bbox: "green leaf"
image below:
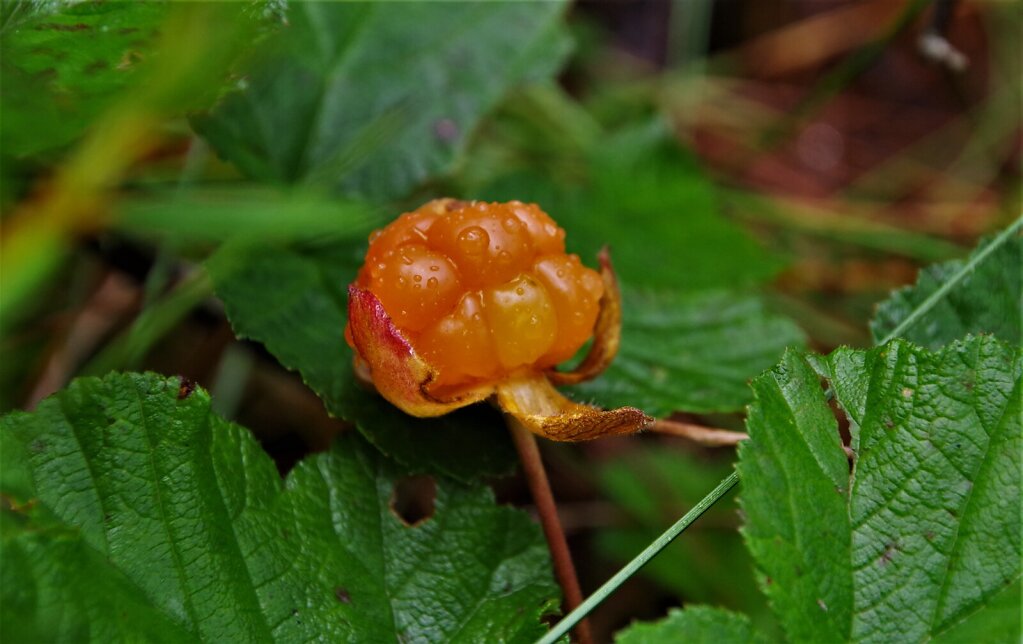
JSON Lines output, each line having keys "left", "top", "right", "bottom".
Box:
{"left": 206, "top": 240, "right": 518, "bottom": 482}
{"left": 871, "top": 227, "right": 1022, "bottom": 349}
{"left": 116, "top": 187, "right": 382, "bottom": 243}
{"left": 614, "top": 606, "right": 762, "bottom": 644}
{"left": 574, "top": 289, "right": 805, "bottom": 416}
{"left": 0, "top": 372, "right": 559, "bottom": 642}
{"left": 477, "top": 120, "right": 786, "bottom": 292}
{"left": 737, "top": 350, "right": 852, "bottom": 642}
{"left": 1, "top": 1, "right": 168, "bottom": 158}
{"left": 738, "top": 335, "right": 1021, "bottom": 642}
{"left": 193, "top": 2, "right": 571, "bottom": 199}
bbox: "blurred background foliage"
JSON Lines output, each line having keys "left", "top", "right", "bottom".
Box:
{"left": 1, "top": 0, "right": 1019, "bottom": 639}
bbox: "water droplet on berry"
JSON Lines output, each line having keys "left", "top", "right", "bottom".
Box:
{"left": 414, "top": 274, "right": 422, "bottom": 282}
{"left": 556, "top": 269, "right": 565, "bottom": 278}
{"left": 502, "top": 216, "right": 522, "bottom": 232}
{"left": 498, "top": 250, "right": 512, "bottom": 263}
{"left": 515, "top": 286, "right": 525, "bottom": 296}
{"left": 427, "top": 277, "right": 439, "bottom": 288}
{"left": 457, "top": 226, "right": 489, "bottom": 255}
{"left": 429, "top": 265, "right": 440, "bottom": 271}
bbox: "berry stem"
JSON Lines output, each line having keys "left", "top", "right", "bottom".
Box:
{"left": 505, "top": 415, "right": 593, "bottom": 644}
{"left": 647, "top": 419, "right": 749, "bottom": 446}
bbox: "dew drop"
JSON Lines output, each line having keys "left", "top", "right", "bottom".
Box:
{"left": 544, "top": 223, "right": 558, "bottom": 237}
{"left": 429, "top": 265, "right": 440, "bottom": 272}
{"left": 556, "top": 269, "right": 566, "bottom": 278}
{"left": 502, "top": 216, "right": 522, "bottom": 232}
{"left": 413, "top": 284, "right": 422, "bottom": 291}
{"left": 398, "top": 276, "right": 407, "bottom": 286}
{"left": 515, "top": 286, "right": 525, "bottom": 296}
{"left": 498, "top": 250, "right": 512, "bottom": 263}
{"left": 413, "top": 274, "right": 422, "bottom": 283}
{"left": 457, "top": 226, "right": 489, "bottom": 255}
{"left": 427, "top": 277, "right": 439, "bottom": 288}
{"left": 400, "top": 253, "right": 413, "bottom": 266}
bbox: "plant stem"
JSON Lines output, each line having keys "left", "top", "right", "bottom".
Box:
{"left": 648, "top": 419, "right": 748, "bottom": 446}
{"left": 505, "top": 415, "right": 592, "bottom": 644}
{"left": 536, "top": 471, "right": 740, "bottom": 644}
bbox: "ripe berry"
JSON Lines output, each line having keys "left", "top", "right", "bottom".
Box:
{"left": 347, "top": 199, "right": 603, "bottom": 389}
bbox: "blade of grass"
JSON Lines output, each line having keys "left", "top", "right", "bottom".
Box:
{"left": 877, "top": 216, "right": 1023, "bottom": 345}
{"left": 536, "top": 471, "right": 740, "bottom": 644}
{"left": 80, "top": 269, "right": 212, "bottom": 376}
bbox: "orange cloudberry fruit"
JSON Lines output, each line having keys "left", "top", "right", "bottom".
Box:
{"left": 345, "top": 198, "right": 650, "bottom": 442}
{"left": 348, "top": 199, "right": 601, "bottom": 389}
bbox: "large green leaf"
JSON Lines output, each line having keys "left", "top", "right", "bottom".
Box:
{"left": 0, "top": 372, "right": 559, "bottom": 642}
{"left": 477, "top": 120, "right": 786, "bottom": 292}
{"left": 206, "top": 239, "right": 518, "bottom": 482}
{"left": 193, "top": 2, "right": 571, "bottom": 200}
{"left": 871, "top": 230, "right": 1021, "bottom": 348}
{"left": 574, "top": 289, "right": 804, "bottom": 416}
{"left": 738, "top": 335, "right": 1021, "bottom": 642}
{"left": 614, "top": 606, "right": 762, "bottom": 644}
{"left": 0, "top": 1, "right": 168, "bottom": 158}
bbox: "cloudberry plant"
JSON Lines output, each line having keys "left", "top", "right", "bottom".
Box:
{"left": 346, "top": 198, "right": 649, "bottom": 442}
{"left": 346, "top": 199, "right": 653, "bottom": 642}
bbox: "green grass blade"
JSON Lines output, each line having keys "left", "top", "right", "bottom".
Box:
{"left": 536, "top": 471, "right": 740, "bottom": 644}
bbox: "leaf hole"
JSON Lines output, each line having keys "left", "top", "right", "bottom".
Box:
{"left": 390, "top": 475, "right": 436, "bottom": 527}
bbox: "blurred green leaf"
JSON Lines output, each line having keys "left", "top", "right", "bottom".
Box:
{"left": 573, "top": 289, "right": 805, "bottom": 416}
{"left": 478, "top": 120, "right": 786, "bottom": 291}
{"left": 117, "top": 187, "right": 382, "bottom": 243}
{"left": 0, "top": 372, "right": 559, "bottom": 642}
{"left": 614, "top": 606, "right": 762, "bottom": 644}
{"left": 0, "top": 0, "right": 167, "bottom": 158}
{"left": 596, "top": 448, "right": 775, "bottom": 635}
{"left": 206, "top": 240, "right": 518, "bottom": 482}
{"left": 871, "top": 227, "right": 1022, "bottom": 348}
{"left": 0, "top": 4, "right": 260, "bottom": 334}
{"left": 193, "top": 2, "right": 571, "bottom": 200}
{"left": 739, "top": 336, "right": 1021, "bottom": 642}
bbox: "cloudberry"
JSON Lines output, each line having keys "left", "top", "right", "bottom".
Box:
{"left": 346, "top": 198, "right": 650, "bottom": 440}
{"left": 348, "top": 199, "right": 602, "bottom": 390}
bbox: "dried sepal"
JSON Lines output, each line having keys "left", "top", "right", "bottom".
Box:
{"left": 347, "top": 285, "right": 492, "bottom": 417}
{"left": 495, "top": 374, "right": 651, "bottom": 442}
{"left": 545, "top": 247, "right": 622, "bottom": 386}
